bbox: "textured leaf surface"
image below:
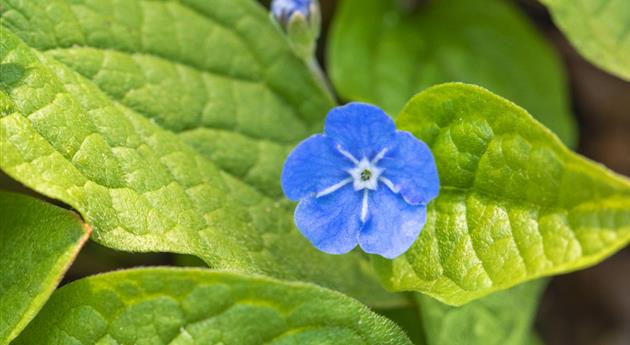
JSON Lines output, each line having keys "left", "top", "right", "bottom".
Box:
{"left": 0, "top": 0, "right": 399, "bottom": 305}
{"left": 417, "top": 280, "right": 546, "bottom": 345}
{"left": 328, "top": 0, "right": 576, "bottom": 146}
{"left": 13, "top": 268, "right": 413, "bottom": 345}
{"left": 373, "top": 83, "right": 630, "bottom": 305}
{"left": 0, "top": 192, "right": 90, "bottom": 344}
{"left": 541, "top": 0, "right": 630, "bottom": 81}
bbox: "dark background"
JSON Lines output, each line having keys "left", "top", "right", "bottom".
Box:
{"left": 1, "top": 1, "right": 628, "bottom": 344}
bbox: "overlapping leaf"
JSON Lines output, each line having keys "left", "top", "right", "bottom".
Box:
{"left": 372, "top": 83, "right": 630, "bottom": 305}
{"left": 13, "top": 268, "right": 413, "bottom": 345}
{"left": 328, "top": 0, "right": 576, "bottom": 146}
{"left": 0, "top": 192, "right": 90, "bottom": 344}
{"left": 417, "top": 280, "right": 546, "bottom": 345}
{"left": 0, "top": 0, "right": 401, "bottom": 306}
{"left": 541, "top": 0, "right": 630, "bottom": 81}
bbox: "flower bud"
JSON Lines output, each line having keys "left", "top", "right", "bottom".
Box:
{"left": 271, "top": 0, "right": 321, "bottom": 60}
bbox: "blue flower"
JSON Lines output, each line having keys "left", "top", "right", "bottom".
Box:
{"left": 281, "top": 103, "right": 440, "bottom": 259}
{"left": 271, "top": 0, "right": 314, "bottom": 22}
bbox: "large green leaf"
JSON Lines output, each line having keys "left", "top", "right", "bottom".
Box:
{"left": 417, "top": 280, "right": 546, "bottom": 345}
{"left": 0, "top": 0, "right": 401, "bottom": 306}
{"left": 373, "top": 83, "right": 630, "bottom": 305}
{"left": 328, "top": 0, "right": 576, "bottom": 146}
{"left": 0, "top": 192, "right": 90, "bottom": 344}
{"left": 13, "top": 268, "right": 413, "bottom": 345}
{"left": 541, "top": 0, "right": 630, "bottom": 81}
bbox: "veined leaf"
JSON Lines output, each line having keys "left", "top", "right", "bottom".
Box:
{"left": 0, "top": 192, "right": 90, "bottom": 344}
{"left": 0, "top": 0, "right": 401, "bottom": 306}
{"left": 328, "top": 0, "right": 576, "bottom": 146}
{"left": 373, "top": 83, "right": 630, "bottom": 305}
{"left": 540, "top": 0, "right": 630, "bottom": 81}
{"left": 12, "top": 268, "right": 413, "bottom": 345}
{"left": 417, "top": 280, "right": 546, "bottom": 345}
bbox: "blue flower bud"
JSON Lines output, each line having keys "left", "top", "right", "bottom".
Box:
{"left": 271, "top": 0, "right": 314, "bottom": 24}
{"left": 270, "top": 0, "right": 321, "bottom": 61}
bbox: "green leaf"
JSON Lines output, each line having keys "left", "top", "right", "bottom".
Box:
{"left": 524, "top": 333, "right": 545, "bottom": 345}
{"left": 376, "top": 306, "right": 426, "bottom": 345}
{"left": 12, "top": 268, "right": 413, "bottom": 345}
{"left": 0, "top": 192, "right": 90, "bottom": 344}
{"left": 373, "top": 83, "right": 630, "bottom": 305}
{"left": 327, "top": 0, "right": 576, "bottom": 147}
{"left": 417, "top": 280, "right": 546, "bottom": 345}
{"left": 540, "top": 0, "right": 630, "bottom": 81}
{"left": 0, "top": 0, "right": 401, "bottom": 306}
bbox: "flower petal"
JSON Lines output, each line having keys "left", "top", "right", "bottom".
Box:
{"left": 271, "top": 0, "right": 311, "bottom": 19}
{"left": 325, "top": 103, "right": 396, "bottom": 160}
{"left": 358, "top": 186, "right": 427, "bottom": 259}
{"left": 379, "top": 131, "right": 440, "bottom": 205}
{"left": 282, "top": 134, "right": 354, "bottom": 201}
{"left": 295, "top": 184, "right": 362, "bottom": 254}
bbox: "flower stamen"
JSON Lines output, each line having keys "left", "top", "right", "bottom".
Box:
{"left": 349, "top": 158, "right": 382, "bottom": 191}
{"left": 360, "top": 169, "right": 372, "bottom": 181}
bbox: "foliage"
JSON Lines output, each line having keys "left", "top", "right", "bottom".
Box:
{"left": 0, "top": 0, "right": 628, "bottom": 343}
{"left": 328, "top": 0, "right": 576, "bottom": 146}
{"left": 0, "top": 192, "right": 90, "bottom": 344}
{"left": 13, "top": 268, "right": 412, "bottom": 345}
{"left": 541, "top": 0, "right": 630, "bottom": 81}
{"left": 417, "top": 279, "right": 546, "bottom": 345}
{"left": 373, "top": 83, "right": 630, "bottom": 305}
{"left": 0, "top": 0, "right": 398, "bottom": 307}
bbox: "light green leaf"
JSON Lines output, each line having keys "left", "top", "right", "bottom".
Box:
{"left": 0, "top": 0, "right": 401, "bottom": 306}
{"left": 373, "top": 83, "right": 630, "bottom": 305}
{"left": 328, "top": 0, "right": 576, "bottom": 146}
{"left": 0, "top": 192, "right": 90, "bottom": 344}
{"left": 417, "top": 280, "right": 546, "bottom": 345}
{"left": 540, "top": 0, "right": 630, "bottom": 81}
{"left": 13, "top": 268, "right": 413, "bottom": 345}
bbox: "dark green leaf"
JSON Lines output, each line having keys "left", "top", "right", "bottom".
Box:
{"left": 417, "top": 280, "right": 546, "bottom": 345}
{"left": 328, "top": 0, "right": 576, "bottom": 146}
{"left": 0, "top": 192, "right": 90, "bottom": 344}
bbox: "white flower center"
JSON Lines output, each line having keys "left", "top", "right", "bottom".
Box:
{"left": 315, "top": 146, "right": 399, "bottom": 222}
{"left": 348, "top": 158, "right": 382, "bottom": 191}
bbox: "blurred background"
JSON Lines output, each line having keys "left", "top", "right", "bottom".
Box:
{"left": 1, "top": 0, "right": 628, "bottom": 344}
